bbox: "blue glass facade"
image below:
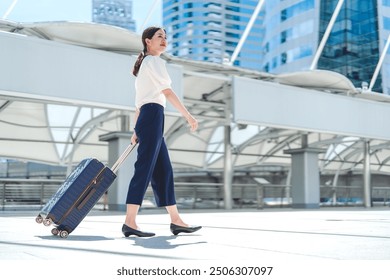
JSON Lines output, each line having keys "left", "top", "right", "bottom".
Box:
{"left": 163, "top": 0, "right": 390, "bottom": 94}
{"left": 384, "top": 17, "right": 390, "bottom": 29}
{"left": 318, "top": 0, "right": 381, "bottom": 92}
{"left": 262, "top": 0, "right": 316, "bottom": 73}
{"left": 163, "top": 0, "right": 264, "bottom": 70}
{"left": 262, "top": 0, "right": 390, "bottom": 94}
{"left": 280, "top": 0, "right": 315, "bottom": 21}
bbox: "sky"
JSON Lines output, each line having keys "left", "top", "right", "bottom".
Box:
{"left": 0, "top": 0, "right": 162, "bottom": 33}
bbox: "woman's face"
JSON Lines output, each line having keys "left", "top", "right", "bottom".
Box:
{"left": 146, "top": 29, "right": 167, "bottom": 55}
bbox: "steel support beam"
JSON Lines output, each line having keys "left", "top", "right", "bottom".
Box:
{"left": 310, "top": 0, "right": 344, "bottom": 70}
{"left": 369, "top": 34, "right": 390, "bottom": 91}
{"left": 228, "top": 0, "right": 265, "bottom": 65}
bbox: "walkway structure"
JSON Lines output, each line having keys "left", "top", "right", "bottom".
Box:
{"left": 1, "top": 20, "right": 390, "bottom": 209}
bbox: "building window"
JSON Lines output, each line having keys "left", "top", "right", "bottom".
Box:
{"left": 226, "top": 32, "right": 240, "bottom": 39}
{"left": 272, "top": 56, "right": 278, "bottom": 68}
{"left": 226, "top": 14, "right": 240, "bottom": 21}
{"left": 384, "top": 16, "right": 390, "bottom": 30}
{"left": 264, "top": 63, "right": 269, "bottom": 72}
{"left": 280, "top": 0, "right": 314, "bottom": 22}
{"left": 281, "top": 52, "right": 287, "bottom": 64}
{"left": 281, "top": 9, "right": 287, "bottom": 21}
{"left": 281, "top": 30, "right": 287, "bottom": 43}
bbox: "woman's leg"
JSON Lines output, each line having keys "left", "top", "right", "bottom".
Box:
{"left": 166, "top": 204, "right": 202, "bottom": 235}
{"left": 125, "top": 135, "right": 162, "bottom": 206}
{"left": 125, "top": 204, "right": 140, "bottom": 229}
{"left": 150, "top": 137, "right": 199, "bottom": 231}
{"left": 150, "top": 139, "right": 175, "bottom": 206}
{"left": 125, "top": 104, "right": 163, "bottom": 229}
{"left": 122, "top": 203, "right": 155, "bottom": 237}
{"left": 149, "top": 140, "right": 189, "bottom": 227}
{"left": 165, "top": 204, "right": 188, "bottom": 227}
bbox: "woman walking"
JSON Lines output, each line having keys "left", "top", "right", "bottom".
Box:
{"left": 122, "top": 27, "right": 202, "bottom": 237}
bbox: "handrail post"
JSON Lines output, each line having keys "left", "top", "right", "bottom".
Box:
{"left": 40, "top": 182, "right": 44, "bottom": 208}
{"left": 2, "top": 183, "right": 5, "bottom": 211}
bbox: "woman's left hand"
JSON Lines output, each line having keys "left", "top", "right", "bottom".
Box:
{"left": 186, "top": 115, "right": 198, "bottom": 132}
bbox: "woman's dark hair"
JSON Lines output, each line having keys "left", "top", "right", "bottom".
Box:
{"left": 132, "top": 26, "right": 165, "bottom": 77}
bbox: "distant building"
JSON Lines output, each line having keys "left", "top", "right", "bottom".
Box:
{"left": 163, "top": 0, "right": 265, "bottom": 70}
{"left": 261, "top": 0, "right": 389, "bottom": 93}
{"left": 164, "top": 0, "right": 390, "bottom": 94}
{"left": 92, "top": 0, "right": 136, "bottom": 31}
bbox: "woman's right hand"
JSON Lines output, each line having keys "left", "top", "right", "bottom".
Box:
{"left": 131, "top": 133, "right": 138, "bottom": 145}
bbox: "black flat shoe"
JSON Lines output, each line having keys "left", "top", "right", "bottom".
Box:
{"left": 122, "top": 224, "right": 155, "bottom": 237}
{"left": 170, "top": 223, "right": 202, "bottom": 235}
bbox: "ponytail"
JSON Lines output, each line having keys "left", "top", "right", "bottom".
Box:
{"left": 132, "top": 50, "right": 146, "bottom": 77}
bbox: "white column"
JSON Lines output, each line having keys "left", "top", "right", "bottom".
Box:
{"left": 223, "top": 125, "right": 233, "bottom": 209}
{"left": 284, "top": 145, "right": 326, "bottom": 208}
{"left": 363, "top": 140, "right": 372, "bottom": 208}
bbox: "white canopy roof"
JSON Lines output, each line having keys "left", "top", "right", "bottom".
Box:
{"left": 2, "top": 19, "right": 390, "bottom": 176}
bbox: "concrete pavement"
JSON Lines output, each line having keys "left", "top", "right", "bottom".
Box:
{"left": 0, "top": 207, "right": 389, "bottom": 279}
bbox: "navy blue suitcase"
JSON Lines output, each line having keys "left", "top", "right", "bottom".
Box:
{"left": 35, "top": 143, "right": 137, "bottom": 238}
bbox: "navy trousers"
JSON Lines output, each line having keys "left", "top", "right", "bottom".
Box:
{"left": 126, "top": 103, "right": 176, "bottom": 207}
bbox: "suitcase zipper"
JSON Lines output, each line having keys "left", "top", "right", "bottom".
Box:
{"left": 58, "top": 166, "right": 106, "bottom": 224}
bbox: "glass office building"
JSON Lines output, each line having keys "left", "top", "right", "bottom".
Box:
{"left": 92, "top": 0, "right": 136, "bottom": 31}
{"left": 162, "top": 0, "right": 265, "bottom": 70}
{"left": 318, "top": 0, "right": 382, "bottom": 92}
{"left": 262, "top": 0, "right": 317, "bottom": 73}
{"left": 381, "top": 1, "right": 390, "bottom": 94}
{"left": 263, "top": 0, "right": 390, "bottom": 94}
{"left": 163, "top": 0, "right": 390, "bottom": 94}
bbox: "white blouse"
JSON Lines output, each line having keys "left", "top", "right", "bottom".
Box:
{"left": 135, "top": 55, "right": 172, "bottom": 109}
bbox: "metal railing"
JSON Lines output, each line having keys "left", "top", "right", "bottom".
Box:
{"left": 319, "top": 185, "right": 390, "bottom": 206}
{"left": 145, "top": 182, "right": 292, "bottom": 209}
{"left": 1, "top": 178, "right": 63, "bottom": 210}
{"left": 1, "top": 178, "right": 389, "bottom": 210}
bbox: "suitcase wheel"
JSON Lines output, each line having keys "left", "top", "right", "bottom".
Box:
{"left": 51, "top": 228, "right": 59, "bottom": 236}
{"left": 35, "top": 215, "right": 43, "bottom": 224}
{"left": 59, "top": 230, "right": 69, "bottom": 239}
{"left": 43, "top": 218, "right": 53, "bottom": 227}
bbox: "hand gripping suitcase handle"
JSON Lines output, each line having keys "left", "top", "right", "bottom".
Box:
{"left": 111, "top": 142, "right": 138, "bottom": 174}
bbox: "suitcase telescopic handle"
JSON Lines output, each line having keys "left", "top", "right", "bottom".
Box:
{"left": 111, "top": 142, "right": 138, "bottom": 174}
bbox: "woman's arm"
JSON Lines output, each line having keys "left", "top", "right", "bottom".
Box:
{"left": 162, "top": 88, "right": 198, "bottom": 132}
